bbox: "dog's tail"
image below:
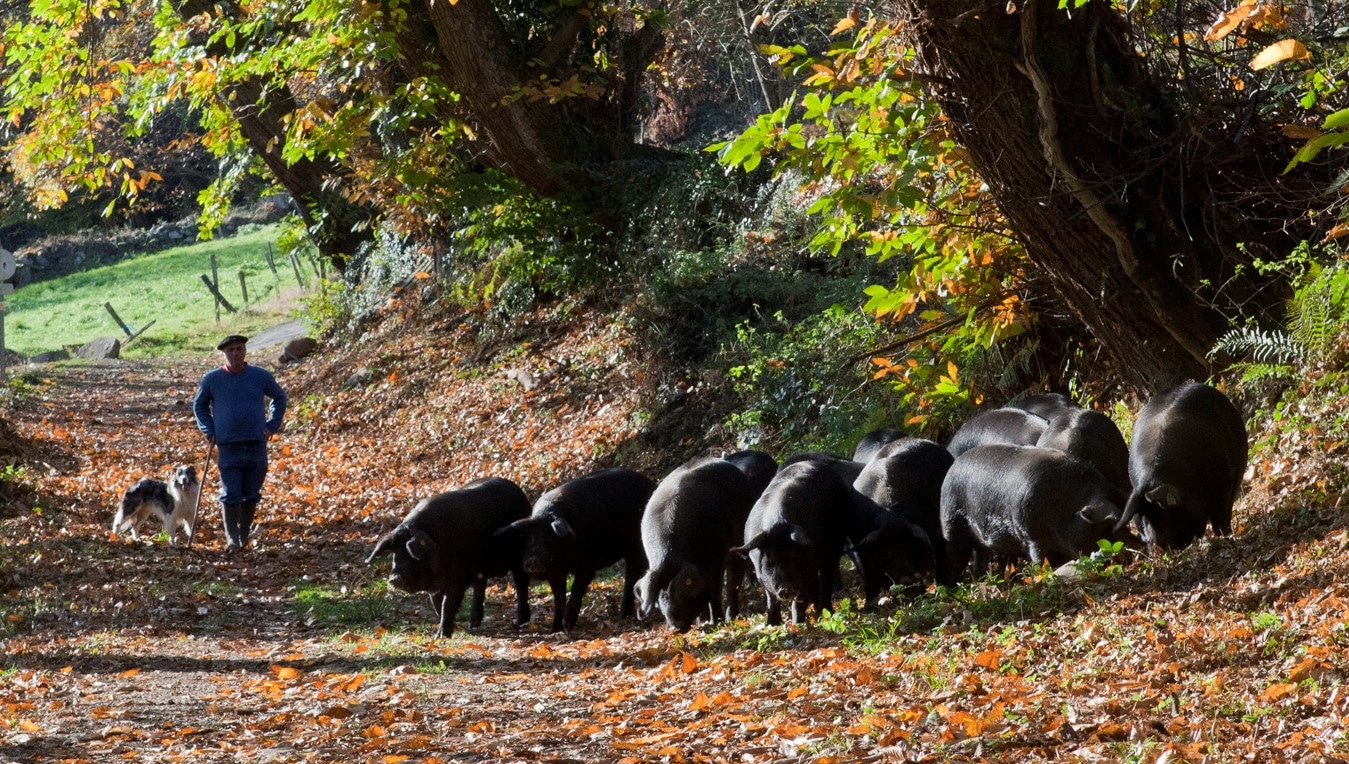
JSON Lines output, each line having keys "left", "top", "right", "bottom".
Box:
{"left": 112, "top": 491, "right": 136, "bottom": 533}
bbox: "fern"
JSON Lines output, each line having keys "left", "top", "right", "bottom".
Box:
{"left": 1211, "top": 326, "right": 1301, "bottom": 365}
{"left": 1288, "top": 263, "right": 1349, "bottom": 355}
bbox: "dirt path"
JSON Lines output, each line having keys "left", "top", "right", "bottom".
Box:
{"left": 4, "top": 352, "right": 1349, "bottom": 762}
{"left": 0, "top": 358, "right": 815, "bottom": 763}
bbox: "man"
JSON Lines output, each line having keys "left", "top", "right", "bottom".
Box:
{"left": 193, "top": 334, "right": 287, "bottom": 552}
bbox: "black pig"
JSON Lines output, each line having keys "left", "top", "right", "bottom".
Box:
{"left": 1036, "top": 408, "right": 1131, "bottom": 499}
{"left": 496, "top": 468, "right": 654, "bottom": 632}
{"left": 636, "top": 458, "right": 755, "bottom": 631}
{"left": 1010, "top": 392, "right": 1079, "bottom": 421}
{"left": 853, "top": 438, "right": 954, "bottom": 576}
{"left": 845, "top": 490, "right": 936, "bottom": 602}
{"left": 366, "top": 477, "right": 532, "bottom": 638}
{"left": 734, "top": 461, "right": 932, "bottom": 622}
{"left": 947, "top": 408, "right": 1050, "bottom": 458}
{"left": 722, "top": 449, "right": 778, "bottom": 502}
{"left": 734, "top": 461, "right": 849, "bottom": 624}
{"left": 940, "top": 444, "right": 1133, "bottom": 585}
{"left": 780, "top": 451, "right": 864, "bottom": 484}
{"left": 1116, "top": 383, "right": 1247, "bottom": 549}
{"left": 852, "top": 428, "right": 904, "bottom": 464}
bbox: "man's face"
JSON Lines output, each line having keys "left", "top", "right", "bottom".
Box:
{"left": 221, "top": 342, "right": 246, "bottom": 367}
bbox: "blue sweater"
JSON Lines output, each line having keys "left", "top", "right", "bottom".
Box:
{"left": 194, "top": 365, "right": 287, "bottom": 444}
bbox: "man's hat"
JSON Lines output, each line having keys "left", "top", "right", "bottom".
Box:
{"left": 216, "top": 334, "right": 249, "bottom": 350}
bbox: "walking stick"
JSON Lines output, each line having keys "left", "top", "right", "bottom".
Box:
{"left": 186, "top": 440, "right": 216, "bottom": 549}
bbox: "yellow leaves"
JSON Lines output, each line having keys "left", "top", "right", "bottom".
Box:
{"left": 871, "top": 356, "right": 901, "bottom": 380}
{"left": 1249, "top": 39, "right": 1309, "bottom": 70}
{"left": 1202, "top": 3, "right": 1306, "bottom": 69}
{"left": 1204, "top": 1, "right": 1286, "bottom": 41}
{"left": 831, "top": 8, "right": 861, "bottom": 37}
{"left": 1205, "top": 1, "right": 1259, "bottom": 41}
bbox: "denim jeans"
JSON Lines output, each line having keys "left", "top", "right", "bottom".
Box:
{"left": 216, "top": 440, "right": 269, "bottom": 504}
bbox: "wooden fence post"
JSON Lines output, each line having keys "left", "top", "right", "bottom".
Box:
{"left": 103, "top": 302, "right": 134, "bottom": 337}
{"left": 200, "top": 274, "right": 238, "bottom": 313}
{"left": 265, "top": 244, "right": 280, "bottom": 287}
{"left": 210, "top": 252, "right": 220, "bottom": 322}
{"left": 238, "top": 271, "right": 249, "bottom": 304}
{"left": 289, "top": 251, "right": 305, "bottom": 289}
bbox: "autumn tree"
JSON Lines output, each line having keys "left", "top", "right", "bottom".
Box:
{"left": 5, "top": 0, "right": 829, "bottom": 272}
{"left": 721, "top": 1, "right": 1349, "bottom": 395}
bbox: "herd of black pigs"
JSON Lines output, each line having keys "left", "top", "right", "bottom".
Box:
{"left": 366, "top": 382, "right": 1248, "bottom": 636}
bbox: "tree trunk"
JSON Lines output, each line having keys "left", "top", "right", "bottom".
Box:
{"left": 409, "top": 0, "right": 673, "bottom": 196}
{"left": 421, "top": 0, "right": 582, "bottom": 195}
{"left": 890, "top": 0, "right": 1315, "bottom": 393}
{"left": 225, "top": 78, "right": 370, "bottom": 272}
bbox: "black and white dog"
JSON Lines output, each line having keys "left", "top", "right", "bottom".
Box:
{"left": 112, "top": 465, "right": 202, "bottom": 544}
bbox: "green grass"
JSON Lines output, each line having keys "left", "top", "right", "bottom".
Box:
{"left": 7, "top": 225, "right": 315, "bottom": 358}
{"left": 290, "top": 579, "right": 406, "bottom": 631}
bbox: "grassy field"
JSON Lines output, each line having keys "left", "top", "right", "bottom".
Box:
{"left": 5, "top": 225, "right": 317, "bottom": 358}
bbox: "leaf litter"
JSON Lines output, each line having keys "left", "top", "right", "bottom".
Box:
{"left": 1, "top": 294, "right": 1349, "bottom": 762}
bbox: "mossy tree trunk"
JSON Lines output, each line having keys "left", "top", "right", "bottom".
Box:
{"left": 891, "top": 0, "right": 1321, "bottom": 393}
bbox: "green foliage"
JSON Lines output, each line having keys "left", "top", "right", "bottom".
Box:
{"left": 1071, "top": 540, "right": 1128, "bottom": 579}
{"left": 723, "top": 304, "right": 890, "bottom": 449}
{"left": 813, "top": 597, "right": 905, "bottom": 650}
{"left": 296, "top": 229, "right": 425, "bottom": 335}
{"left": 1213, "top": 256, "right": 1349, "bottom": 385}
{"left": 5, "top": 226, "right": 292, "bottom": 357}
{"left": 712, "top": 17, "right": 1031, "bottom": 427}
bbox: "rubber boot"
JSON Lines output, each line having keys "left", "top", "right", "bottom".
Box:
{"left": 220, "top": 503, "right": 243, "bottom": 551}
{"left": 239, "top": 500, "right": 258, "bottom": 547}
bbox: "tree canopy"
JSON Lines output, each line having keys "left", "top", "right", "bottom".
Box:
{"left": 3, "top": 0, "right": 1348, "bottom": 398}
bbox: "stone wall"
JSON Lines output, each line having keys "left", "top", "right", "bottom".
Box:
{"left": 10, "top": 197, "right": 292, "bottom": 287}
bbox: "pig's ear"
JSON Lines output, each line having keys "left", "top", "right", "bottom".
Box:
{"left": 494, "top": 517, "right": 537, "bottom": 538}
{"left": 1145, "top": 484, "right": 1182, "bottom": 508}
{"left": 674, "top": 562, "right": 704, "bottom": 593}
{"left": 405, "top": 528, "right": 438, "bottom": 561}
{"left": 549, "top": 516, "right": 576, "bottom": 538}
{"left": 787, "top": 523, "right": 814, "bottom": 547}
{"left": 366, "top": 532, "right": 399, "bottom": 563}
{"left": 850, "top": 530, "right": 882, "bottom": 551}
{"left": 731, "top": 530, "right": 769, "bottom": 557}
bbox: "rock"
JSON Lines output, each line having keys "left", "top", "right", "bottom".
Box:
{"left": 505, "top": 368, "right": 537, "bottom": 391}
{"left": 28, "top": 349, "right": 70, "bottom": 363}
{"left": 76, "top": 336, "right": 121, "bottom": 360}
{"left": 278, "top": 337, "right": 319, "bottom": 364}
{"left": 344, "top": 367, "right": 375, "bottom": 390}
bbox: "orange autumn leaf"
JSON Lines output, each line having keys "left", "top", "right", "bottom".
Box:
{"left": 1249, "top": 39, "right": 1309, "bottom": 70}
{"left": 680, "top": 652, "right": 697, "bottom": 674}
{"left": 1261, "top": 682, "right": 1298, "bottom": 702}
{"left": 272, "top": 665, "right": 303, "bottom": 680}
